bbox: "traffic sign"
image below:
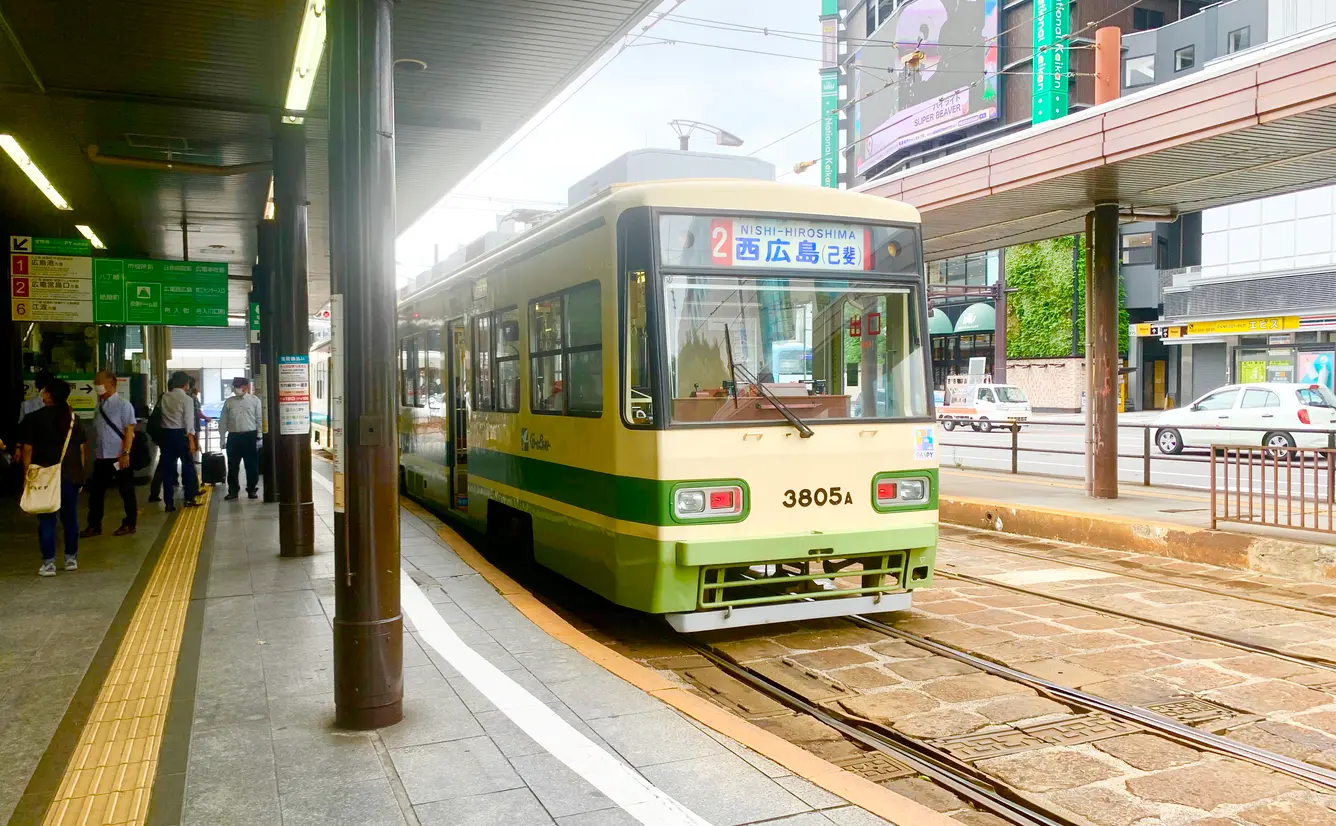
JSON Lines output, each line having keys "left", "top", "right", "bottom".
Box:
{"left": 9, "top": 236, "right": 92, "bottom": 256}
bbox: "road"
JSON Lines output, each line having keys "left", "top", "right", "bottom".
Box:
{"left": 937, "top": 419, "right": 1334, "bottom": 499}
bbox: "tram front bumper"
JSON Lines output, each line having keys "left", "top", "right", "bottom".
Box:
{"left": 665, "top": 592, "right": 913, "bottom": 633}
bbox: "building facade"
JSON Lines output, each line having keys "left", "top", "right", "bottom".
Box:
{"left": 1125, "top": 0, "right": 1336, "bottom": 405}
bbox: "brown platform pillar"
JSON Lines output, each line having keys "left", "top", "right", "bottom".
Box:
{"left": 273, "top": 125, "right": 315, "bottom": 555}
{"left": 329, "top": 0, "right": 403, "bottom": 730}
{"left": 1089, "top": 203, "right": 1121, "bottom": 499}
{"left": 255, "top": 220, "right": 281, "bottom": 504}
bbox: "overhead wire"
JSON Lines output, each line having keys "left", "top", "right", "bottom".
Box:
{"left": 749, "top": 0, "right": 1143, "bottom": 164}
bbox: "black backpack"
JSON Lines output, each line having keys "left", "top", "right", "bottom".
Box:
{"left": 99, "top": 403, "right": 152, "bottom": 471}
{"left": 146, "top": 393, "right": 166, "bottom": 445}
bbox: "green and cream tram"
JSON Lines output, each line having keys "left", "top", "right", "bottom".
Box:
{"left": 398, "top": 180, "right": 937, "bottom": 631}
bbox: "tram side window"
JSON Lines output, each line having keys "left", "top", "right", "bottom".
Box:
{"left": 472, "top": 315, "right": 494, "bottom": 412}
{"left": 400, "top": 337, "right": 421, "bottom": 407}
{"left": 495, "top": 309, "right": 520, "bottom": 412}
{"left": 624, "top": 269, "right": 653, "bottom": 425}
{"left": 426, "top": 330, "right": 443, "bottom": 410}
{"left": 530, "top": 282, "right": 603, "bottom": 416}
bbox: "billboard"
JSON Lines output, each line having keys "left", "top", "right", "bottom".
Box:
{"left": 853, "top": 0, "right": 1000, "bottom": 176}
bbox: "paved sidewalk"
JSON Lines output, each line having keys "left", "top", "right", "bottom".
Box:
{"left": 175, "top": 469, "right": 896, "bottom": 826}
{"left": 0, "top": 494, "right": 170, "bottom": 825}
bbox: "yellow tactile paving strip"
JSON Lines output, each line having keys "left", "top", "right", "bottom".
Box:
{"left": 43, "top": 491, "right": 210, "bottom": 826}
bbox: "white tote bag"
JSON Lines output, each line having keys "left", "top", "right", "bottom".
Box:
{"left": 20, "top": 420, "right": 73, "bottom": 515}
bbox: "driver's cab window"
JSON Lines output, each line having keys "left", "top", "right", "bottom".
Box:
{"left": 1197, "top": 389, "right": 1239, "bottom": 411}
{"left": 978, "top": 387, "right": 995, "bottom": 403}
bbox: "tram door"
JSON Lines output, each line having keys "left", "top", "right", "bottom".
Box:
{"left": 446, "top": 318, "right": 469, "bottom": 512}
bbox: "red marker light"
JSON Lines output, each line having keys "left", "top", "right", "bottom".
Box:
{"left": 709, "top": 490, "right": 735, "bottom": 510}
{"left": 877, "top": 481, "right": 897, "bottom": 501}
{"left": 1299, "top": 408, "right": 1311, "bottom": 425}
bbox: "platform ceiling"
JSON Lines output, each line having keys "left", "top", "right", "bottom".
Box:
{"left": 0, "top": 0, "right": 656, "bottom": 316}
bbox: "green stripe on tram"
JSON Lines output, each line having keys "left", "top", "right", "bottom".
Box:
{"left": 468, "top": 447, "right": 673, "bottom": 525}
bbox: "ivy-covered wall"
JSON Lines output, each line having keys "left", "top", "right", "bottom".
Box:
{"left": 1004, "top": 236, "right": 1128, "bottom": 360}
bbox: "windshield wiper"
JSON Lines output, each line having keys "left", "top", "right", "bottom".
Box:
{"left": 724, "top": 324, "right": 814, "bottom": 439}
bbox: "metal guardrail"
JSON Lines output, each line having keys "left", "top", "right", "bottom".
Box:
{"left": 937, "top": 418, "right": 1336, "bottom": 490}
{"left": 1212, "top": 446, "right": 1336, "bottom": 534}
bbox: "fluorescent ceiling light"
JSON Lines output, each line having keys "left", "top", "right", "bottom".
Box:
{"left": 74, "top": 224, "right": 106, "bottom": 249}
{"left": 0, "top": 134, "right": 72, "bottom": 211}
{"left": 283, "top": 1, "right": 327, "bottom": 124}
{"left": 264, "top": 176, "right": 276, "bottom": 220}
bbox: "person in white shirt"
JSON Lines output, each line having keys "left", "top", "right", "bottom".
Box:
{"left": 156, "top": 371, "right": 200, "bottom": 511}
{"left": 219, "top": 376, "right": 263, "bottom": 500}
{"left": 84, "top": 371, "right": 139, "bottom": 536}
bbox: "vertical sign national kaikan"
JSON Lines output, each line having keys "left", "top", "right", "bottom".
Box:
{"left": 1032, "top": 0, "right": 1070, "bottom": 124}
{"left": 820, "top": 71, "right": 840, "bottom": 188}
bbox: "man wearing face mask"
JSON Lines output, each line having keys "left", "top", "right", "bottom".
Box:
{"left": 219, "top": 376, "right": 263, "bottom": 500}
{"left": 84, "top": 371, "right": 138, "bottom": 537}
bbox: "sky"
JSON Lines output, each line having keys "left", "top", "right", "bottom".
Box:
{"left": 394, "top": 0, "right": 825, "bottom": 284}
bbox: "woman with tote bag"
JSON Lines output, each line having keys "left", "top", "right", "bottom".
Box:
{"left": 18, "top": 378, "right": 87, "bottom": 576}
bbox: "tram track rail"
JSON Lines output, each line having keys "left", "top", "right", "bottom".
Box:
{"left": 686, "top": 639, "right": 1078, "bottom": 826}
{"left": 940, "top": 529, "right": 1336, "bottom": 620}
{"left": 933, "top": 566, "right": 1336, "bottom": 674}
{"left": 851, "top": 616, "right": 1336, "bottom": 793}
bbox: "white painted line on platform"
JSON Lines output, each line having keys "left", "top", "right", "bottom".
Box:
{"left": 400, "top": 573, "right": 714, "bottom": 826}
{"left": 991, "top": 568, "right": 1119, "bottom": 586}
{"left": 311, "top": 469, "right": 712, "bottom": 826}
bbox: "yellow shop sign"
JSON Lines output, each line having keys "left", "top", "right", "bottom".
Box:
{"left": 1186, "top": 316, "right": 1300, "bottom": 336}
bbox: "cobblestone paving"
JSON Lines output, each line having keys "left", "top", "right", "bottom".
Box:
{"left": 666, "top": 523, "right": 1336, "bottom": 826}
{"left": 683, "top": 612, "right": 1336, "bottom": 825}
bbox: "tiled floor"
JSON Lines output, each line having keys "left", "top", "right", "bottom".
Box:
{"left": 176, "top": 469, "right": 895, "bottom": 826}
{"left": 0, "top": 490, "right": 170, "bottom": 825}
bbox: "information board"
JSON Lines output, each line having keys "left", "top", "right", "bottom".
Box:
{"left": 278, "top": 354, "right": 311, "bottom": 435}
{"left": 8, "top": 235, "right": 228, "bottom": 326}
{"left": 96, "top": 259, "right": 228, "bottom": 326}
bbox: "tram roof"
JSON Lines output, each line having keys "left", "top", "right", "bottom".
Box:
{"left": 858, "top": 24, "right": 1336, "bottom": 260}
{"left": 0, "top": 0, "right": 657, "bottom": 317}
{"left": 399, "top": 179, "right": 924, "bottom": 305}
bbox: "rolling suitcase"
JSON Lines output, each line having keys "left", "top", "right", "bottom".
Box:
{"left": 201, "top": 426, "right": 226, "bottom": 486}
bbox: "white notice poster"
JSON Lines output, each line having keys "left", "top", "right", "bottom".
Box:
{"left": 277, "top": 354, "right": 311, "bottom": 435}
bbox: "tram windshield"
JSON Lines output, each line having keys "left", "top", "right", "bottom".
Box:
{"left": 662, "top": 275, "right": 929, "bottom": 425}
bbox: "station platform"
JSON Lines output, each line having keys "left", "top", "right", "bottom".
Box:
{"left": 0, "top": 466, "right": 942, "bottom": 826}
{"left": 939, "top": 469, "right": 1336, "bottom": 584}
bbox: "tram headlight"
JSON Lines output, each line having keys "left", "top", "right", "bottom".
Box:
{"left": 873, "top": 474, "right": 932, "bottom": 510}
{"left": 898, "top": 480, "right": 926, "bottom": 501}
{"left": 675, "top": 490, "right": 707, "bottom": 515}
{"left": 672, "top": 484, "right": 746, "bottom": 520}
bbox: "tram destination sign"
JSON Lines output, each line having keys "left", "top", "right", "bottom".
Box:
{"left": 659, "top": 215, "right": 873, "bottom": 272}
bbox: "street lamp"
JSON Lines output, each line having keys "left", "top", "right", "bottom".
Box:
{"left": 669, "top": 120, "right": 744, "bottom": 151}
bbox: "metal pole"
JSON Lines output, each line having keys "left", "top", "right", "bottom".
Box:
{"left": 1084, "top": 218, "right": 1093, "bottom": 492}
{"left": 257, "top": 221, "right": 280, "bottom": 504}
{"left": 1071, "top": 234, "right": 1081, "bottom": 358}
{"left": 273, "top": 124, "right": 315, "bottom": 556}
{"left": 993, "top": 250, "right": 1007, "bottom": 384}
{"left": 1090, "top": 203, "right": 1120, "bottom": 498}
{"left": 329, "top": 0, "right": 403, "bottom": 730}
{"left": 1143, "top": 427, "right": 1152, "bottom": 486}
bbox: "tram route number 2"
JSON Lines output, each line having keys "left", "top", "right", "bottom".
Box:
{"left": 782, "top": 487, "right": 853, "bottom": 507}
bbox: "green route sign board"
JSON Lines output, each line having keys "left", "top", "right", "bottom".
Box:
{"left": 10, "top": 235, "right": 92, "bottom": 256}
{"left": 93, "top": 259, "right": 228, "bottom": 326}
{"left": 1032, "top": 0, "right": 1071, "bottom": 125}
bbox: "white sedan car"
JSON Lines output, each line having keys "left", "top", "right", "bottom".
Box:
{"left": 1153, "top": 382, "right": 1336, "bottom": 454}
